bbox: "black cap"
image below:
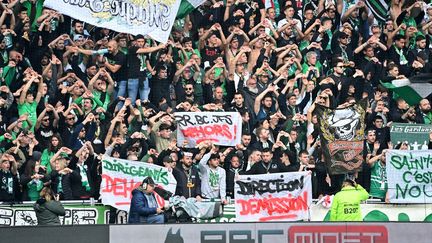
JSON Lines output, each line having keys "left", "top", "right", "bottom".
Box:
{"left": 339, "top": 32, "right": 349, "bottom": 39}
{"left": 159, "top": 103, "right": 170, "bottom": 112}
{"left": 320, "top": 83, "right": 335, "bottom": 92}
{"left": 163, "top": 155, "right": 174, "bottom": 163}
{"left": 32, "top": 151, "right": 42, "bottom": 162}
{"left": 142, "top": 177, "right": 156, "bottom": 186}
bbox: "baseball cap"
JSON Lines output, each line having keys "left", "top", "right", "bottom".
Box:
{"left": 163, "top": 155, "right": 174, "bottom": 163}
{"left": 339, "top": 32, "right": 349, "bottom": 39}
{"left": 73, "top": 34, "right": 84, "bottom": 41}
{"left": 32, "top": 151, "right": 42, "bottom": 162}
{"left": 142, "top": 177, "right": 156, "bottom": 186}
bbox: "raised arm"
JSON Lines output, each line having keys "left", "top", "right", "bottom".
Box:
{"left": 254, "top": 85, "right": 276, "bottom": 114}
{"left": 136, "top": 43, "right": 166, "bottom": 54}
{"left": 104, "top": 116, "right": 121, "bottom": 147}
{"left": 35, "top": 106, "right": 48, "bottom": 130}
{"left": 88, "top": 69, "right": 102, "bottom": 92}
{"left": 19, "top": 77, "right": 34, "bottom": 105}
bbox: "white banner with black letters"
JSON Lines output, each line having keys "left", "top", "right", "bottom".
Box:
{"left": 44, "top": 0, "right": 182, "bottom": 43}
{"left": 174, "top": 112, "right": 242, "bottom": 148}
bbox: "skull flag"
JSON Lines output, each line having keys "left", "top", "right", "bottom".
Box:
{"left": 315, "top": 99, "right": 368, "bottom": 175}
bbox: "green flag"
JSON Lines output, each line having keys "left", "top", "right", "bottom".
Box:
{"left": 380, "top": 79, "right": 423, "bottom": 106}
{"left": 177, "top": 0, "right": 206, "bottom": 19}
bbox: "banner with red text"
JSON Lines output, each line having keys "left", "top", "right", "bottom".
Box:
{"left": 100, "top": 156, "right": 177, "bottom": 211}
{"left": 234, "top": 172, "right": 312, "bottom": 222}
{"left": 315, "top": 99, "right": 368, "bottom": 174}
{"left": 175, "top": 112, "right": 242, "bottom": 148}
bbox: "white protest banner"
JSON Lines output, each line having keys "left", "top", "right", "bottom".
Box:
{"left": 44, "top": 0, "right": 182, "bottom": 43}
{"left": 174, "top": 112, "right": 242, "bottom": 147}
{"left": 234, "top": 172, "right": 312, "bottom": 222}
{"left": 386, "top": 149, "right": 432, "bottom": 203}
{"left": 100, "top": 156, "right": 177, "bottom": 211}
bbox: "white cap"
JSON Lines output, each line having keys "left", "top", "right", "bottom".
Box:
{"left": 204, "top": 61, "right": 211, "bottom": 70}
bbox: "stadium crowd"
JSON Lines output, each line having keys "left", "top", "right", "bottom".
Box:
{"left": 0, "top": 0, "right": 432, "bottom": 211}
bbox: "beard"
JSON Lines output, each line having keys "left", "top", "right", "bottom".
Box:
{"left": 248, "top": 87, "right": 258, "bottom": 94}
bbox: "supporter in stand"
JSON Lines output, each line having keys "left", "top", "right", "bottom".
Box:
{"left": 367, "top": 149, "right": 389, "bottom": 202}
{"left": 198, "top": 144, "right": 227, "bottom": 204}
{"left": 0, "top": 153, "right": 19, "bottom": 202}
{"left": 33, "top": 186, "right": 65, "bottom": 225}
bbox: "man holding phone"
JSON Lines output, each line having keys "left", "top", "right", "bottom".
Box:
{"left": 128, "top": 177, "right": 165, "bottom": 224}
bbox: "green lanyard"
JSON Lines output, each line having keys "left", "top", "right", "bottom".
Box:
{"left": 57, "top": 175, "right": 63, "bottom": 193}
{"left": 340, "top": 46, "right": 349, "bottom": 62}
{"left": 326, "top": 30, "right": 333, "bottom": 50}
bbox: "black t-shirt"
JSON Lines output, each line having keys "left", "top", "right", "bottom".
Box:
{"left": 106, "top": 51, "right": 127, "bottom": 81}
{"left": 35, "top": 124, "right": 57, "bottom": 150}
{"left": 201, "top": 46, "right": 221, "bottom": 65}
{"left": 128, "top": 46, "right": 150, "bottom": 79}
{"left": 246, "top": 161, "right": 286, "bottom": 174}
{"left": 277, "top": 36, "right": 296, "bottom": 47}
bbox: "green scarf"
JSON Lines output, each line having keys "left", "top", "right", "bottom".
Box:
{"left": 77, "top": 164, "right": 91, "bottom": 192}
{"left": 394, "top": 46, "right": 408, "bottom": 65}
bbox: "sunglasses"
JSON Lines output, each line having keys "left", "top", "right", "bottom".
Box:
{"left": 66, "top": 117, "right": 75, "bottom": 120}
{"left": 185, "top": 88, "right": 193, "bottom": 91}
